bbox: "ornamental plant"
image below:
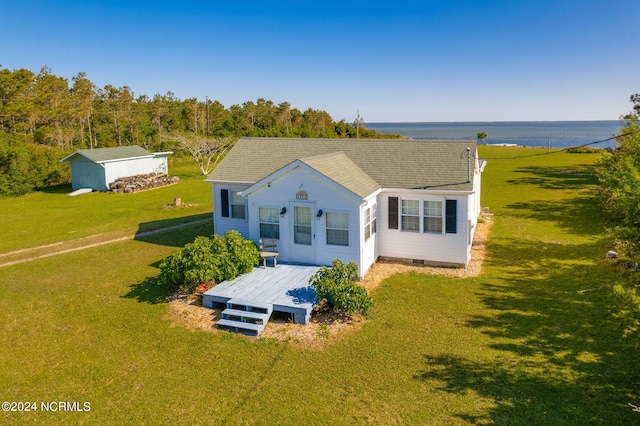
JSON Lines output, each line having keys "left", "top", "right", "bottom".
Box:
{"left": 309, "top": 259, "right": 373, "bottom": 316}
{"left": 158, "top": 230, "right": 260, "bottom": 292}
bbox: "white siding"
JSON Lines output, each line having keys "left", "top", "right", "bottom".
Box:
{"left": 377, "top": 189, "right": 471, "bottom": 266}
{"left": 245, "top": 167, "right": 365, "bottom": 275}
{"left": 103, "top": 157, "right": 158, "bottom": 187}
{"left": 211, "top": 183, "right": 250, "bottom": 237}
{"left": 152, "top": 155, "right": 169, "bottom": 174}
{"left": 210, "top": 161, "right": 482, "bottom": 274}
{"left": 70, "top": 158, "right": 106, "bottom": 190}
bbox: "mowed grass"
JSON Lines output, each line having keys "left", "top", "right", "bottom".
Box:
{"left": 1, "top": 147, "right": 639, "bottom": 424}
{"left": 0, "top": 157, "right": 213, "bottom": 253}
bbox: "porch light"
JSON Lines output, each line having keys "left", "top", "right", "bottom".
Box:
{"left": 280, "top": 207, "right": 287, "bottom": 216}
{"left": 316, "top": 209, "right": 323, "bottom": 219}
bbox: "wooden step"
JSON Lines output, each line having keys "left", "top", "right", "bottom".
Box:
{"left": 216, "top": 319, "right": 265, "bottom": 336}
{"left": 221, "top": 308, "right": 271, "bottom": 325}
{"left": 226, "top": 298, "right": 273, "bottom": 315}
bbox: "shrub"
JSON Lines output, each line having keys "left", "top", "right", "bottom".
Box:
{"left": 566, "top": 146, "right": 601, "bottom": 154}
{"left": 309, "top": 259, "right": 373, "bottom": 316}
{"left": 158, "top": 231, "right": 260, "bottom": 292}
{"left": 0, "top": 137, "right": 71, "bottom": 197}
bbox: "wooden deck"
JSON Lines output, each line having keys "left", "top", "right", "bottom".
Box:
{"left": 202, "top": 264, "right": 321, "bottom": 324}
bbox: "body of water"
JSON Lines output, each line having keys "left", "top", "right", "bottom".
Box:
{"left": 367, "top": 121, "right": 622, "bottom": 149}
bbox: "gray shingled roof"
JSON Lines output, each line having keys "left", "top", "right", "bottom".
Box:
{"left": 300, "top": 152, "right": 381, "bottom": 198}
{"left": 208, "top": 137, "right": 477, "bottom": 192}
{"left": 61, "top": 146, "right": 153, "bottom": 163}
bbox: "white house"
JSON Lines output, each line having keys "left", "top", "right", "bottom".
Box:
{"left": 206, "top": 137, "right": 485, "bottom": 277}
{"left": 61, "top": 146, "right": 172, "bottom": 191}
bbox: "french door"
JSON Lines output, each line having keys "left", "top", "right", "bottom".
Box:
{"left": 290, "top": 202, "right": 316, "bottom": 264}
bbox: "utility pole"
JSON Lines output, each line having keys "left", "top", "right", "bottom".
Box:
{"left": 205, "top": 96, "right": 210, "bottom": 136}
{"left": 354, "top": 110, "right": 364, "bottom": 139}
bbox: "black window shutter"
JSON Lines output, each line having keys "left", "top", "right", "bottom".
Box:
{"left": 388, "top": 197, "right": 398, "bottom": 230}
{"left": 446, "top": 199, "right": 457, "bottom": 234}
{"left": 220, "top": 189, "right": 229, "bottom": 217}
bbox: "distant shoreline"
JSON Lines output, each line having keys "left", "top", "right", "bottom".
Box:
{"left": 366, "top": 121, "right": 621, "bottom": 149}
{"left": 369, "top": 119, "right": 620, "bottom": 125}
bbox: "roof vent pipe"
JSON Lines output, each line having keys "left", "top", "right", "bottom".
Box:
{"left": 466, "top": 147, "right": 471, "bottom": 183}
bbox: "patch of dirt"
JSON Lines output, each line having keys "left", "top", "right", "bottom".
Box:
{"left": 166, "top": 214, "right": 493, "bottom": 349}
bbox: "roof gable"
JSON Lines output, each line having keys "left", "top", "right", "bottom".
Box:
{"left": 61, "top": 146, "right": 153, "bottom": 163}
{"left": 242, "top": 153, "right": 380, "bottom": 200}
{"left": 208, "top": 137, "right": 478, "bottom": 191}
{"left": 299, "top": 152, "right": 380, "bottom": 198}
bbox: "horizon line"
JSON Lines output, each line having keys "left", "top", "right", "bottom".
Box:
{"left": 367, "top": 119, "right": 622, "bottom": 125}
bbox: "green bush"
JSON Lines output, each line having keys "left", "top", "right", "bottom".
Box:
{"left": 0, "top": 136, "right": 71, "bottom": 197}
{"left": 612, "top": 282, "right": 640, "bottom": 339}
{"left": 158, "top": 231, "right": 260, "bottom": 292}
{"left": 309, "top": 259, "right": 373, "bottom": 316}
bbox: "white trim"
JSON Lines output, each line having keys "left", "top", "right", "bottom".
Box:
{"left": 241, "top": 160, "right": 375, "bottom": 202}
{"left": 206, "top": 179, "right": 256, "bottom": 184}
{"left": 60, "top": 151, "right": 156, "bottom": 164}
{"left": 383, "top": 187, "right": 476, "bottom": 196}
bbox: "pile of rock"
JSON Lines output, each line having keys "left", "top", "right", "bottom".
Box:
{"left": 109, "top": 173, "right": 180, "bottom": 193}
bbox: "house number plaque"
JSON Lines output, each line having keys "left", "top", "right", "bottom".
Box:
{"left": 296, "top": 190, "right": 308, "bottom": 200}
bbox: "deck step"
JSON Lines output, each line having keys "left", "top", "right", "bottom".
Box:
{"left": 216, "top": 299, "right": 274, "bottom": 336}
{"left": 226, "top": 298, "right": 273, "bottom": 315}
{"left": 221, "top": 308, "right": 271, "bottom": 325}
{"left": 216, "top": 319, "right": 265, "bottom": 336}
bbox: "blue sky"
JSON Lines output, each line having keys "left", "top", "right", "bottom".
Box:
{"left": 1, "top": 0, "right": 638, "bottom": 122}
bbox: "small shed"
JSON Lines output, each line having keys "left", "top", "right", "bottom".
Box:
{"left": 61, "top": 146, "right": 172, "bottom": 191}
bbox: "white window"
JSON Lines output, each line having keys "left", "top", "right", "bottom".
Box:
{"left": 371, "top": 204, "right": 377, "bottom": 235}
{"left": 423, "top": 200, "right": 443, "bottom": 234}
{"left": 259, "top": 208, "right": 279, "bottom": 239}
{"left": 401, "top": 200, "right": 420, "bottom": 232}
{"left": 364, "top": 204, "right": 377, "bottom": 241}
{"left": 364, "top": 208, "right": 371, "bottom": 241}
{"left": 231, "top": 191, "right": 245, "bottom": 219}
{"left": 326, "top": 212, "right": 349, "bottom": 246}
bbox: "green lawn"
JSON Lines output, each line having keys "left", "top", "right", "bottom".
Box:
{"left": 1, "top": 148, "right": 638, "bottom": 424}
{"left": 0, "top": 157, "right": 213, "bottom": 253}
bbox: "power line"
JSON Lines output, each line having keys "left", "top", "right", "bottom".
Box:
{"left": 480, "top": 128, "right": 640, "bottom": 160}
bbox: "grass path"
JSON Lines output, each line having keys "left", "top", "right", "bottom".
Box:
{"left": 0, "top": 218, "right": 209, "bottom": 268}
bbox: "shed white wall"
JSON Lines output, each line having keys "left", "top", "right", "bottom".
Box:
{"left": 377, "top": 190, "right": 471, "bottom": 266}
{"left": 103, "top": 157, "right": 161, "bottom": 186}
{"left": 70, "top": 158, "right": 106, "bottom": 190}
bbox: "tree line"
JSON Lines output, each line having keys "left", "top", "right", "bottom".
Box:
{"left": 596, "top": 94, "right": 640, "bottom": 341}
{"left": 0, "top": 65, "right": 399, "bottom": 196}
{"left": 0, "top": 65, "right": 394, "bottom": 150}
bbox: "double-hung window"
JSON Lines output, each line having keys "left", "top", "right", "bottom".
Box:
{"left": 423, "top": 200, "right": 443, "bottom": 234}
{"left": 364, "top": 208, "right": 371, "bottom": 241}
{"left": 371, "top": 204, "right": 377, "bottom": 235}
{"left": 364, "top": 204, "right": 377, "bottom": 241}
{"left": 401, "top": 200, "right": 420, "bottom": 232}
{"left": 231, "top": 191, "right": 246, "bottom": 219}
{"left": 326, "top": 212, "right": 349, "bottom": 246}
{"left": 259, "top": 208, "right": 280, "bottom": 239}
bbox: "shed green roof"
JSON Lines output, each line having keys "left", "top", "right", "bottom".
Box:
{"left": 61, "top": 146, "right": 154, "bottom": 163}
{"left": 208, "top": 137, "right": 478, "bottom": 192}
